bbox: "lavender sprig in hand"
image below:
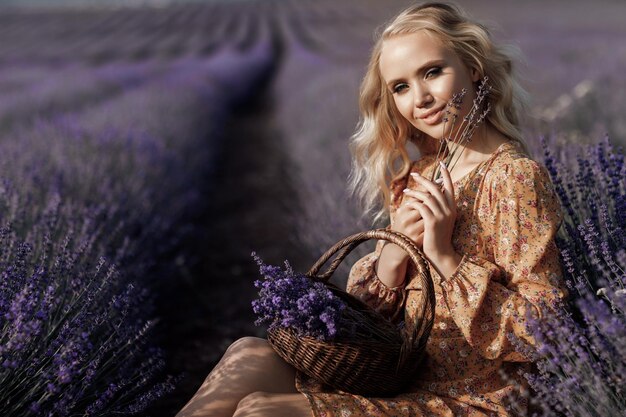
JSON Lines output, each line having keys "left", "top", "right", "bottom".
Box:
{"left": 430, "top": 76, "right": 492, "bottom": 183}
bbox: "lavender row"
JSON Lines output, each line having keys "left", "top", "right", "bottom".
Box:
{"left": 542, "top": 134, "right": 625, "bottom": 295}
{"left": 500, "top": 134, "right": 625, "bottom": 416}
{"left": 0, "top": 61, "right": 172, "bottom": 134}
{"left": 0, "top": 37, "right": 277, "bottom": 417}
{"left": 0, "top": 1, "right": 281, "bottom": 65}
{"left": 0, "top": 184, "right": 177, "bottom": 416}
{"left": 0, "top": 39, "right": 277, "bottom": 310}
{"left": 269, "top": 18, "right": 399, "bottom": 279}
{"left": 0, "top": 0, "right": 383, "bottom": 66}
{"left": 0, "top": 5, "right": 223, "bottom": 63}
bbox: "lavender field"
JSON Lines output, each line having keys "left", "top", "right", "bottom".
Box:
{"left": 0, "top": 0, "right": 624, "bottom": 416}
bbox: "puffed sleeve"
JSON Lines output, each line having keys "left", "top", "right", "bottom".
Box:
{"left": 346, "top": 237, "right": 407, "bottom": 322}
{"left": 346, "top": 175, "right": 411, "bottom": 323}
{"left": 440, "top": 158, "right": 569, "bottom": 362}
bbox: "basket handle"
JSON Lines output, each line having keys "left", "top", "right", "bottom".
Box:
{"left": 306, "top": 228, "right": 428, "bottom": 282}
{"left": 306, "top": 228, "right": 437, "bottom": 371}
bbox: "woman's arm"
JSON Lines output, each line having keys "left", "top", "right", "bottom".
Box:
{"left": 374, "top": 241, "right": 410, "bottom": 288}
{"left": 374, "top": 237, "right": 463, "bottom": 286}
{"left": 346, "top": 172, "right": 417, "bottom": 322}
{"left": 346, "top": 237, "right": 408, "bottom": 323}
{"left": 438, "top": 158, "right": 568, "bottom": 361}
{"left": 374, "top": 163, "right": 440, "bottom": 288}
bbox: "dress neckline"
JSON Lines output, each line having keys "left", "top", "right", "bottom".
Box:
{"left": 440, "top": 140, "right": 513, "bottom": 186}
{"left": 397, "top": 140, "right": 516, "bottom": 207}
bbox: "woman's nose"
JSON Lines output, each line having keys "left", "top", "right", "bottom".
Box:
{"left": 414, "top": 86, "right": 433, "bottom": 108}
{"left": 413, "top": 83, "right": 433, "bottom": 108}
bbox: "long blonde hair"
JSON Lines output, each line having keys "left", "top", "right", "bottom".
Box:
{"left": 348, "top": 2, "right": 530, "bottom": 224}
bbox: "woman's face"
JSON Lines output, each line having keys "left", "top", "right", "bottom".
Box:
{"left": 379, "top": 31, "right": 480, "bottom": 141}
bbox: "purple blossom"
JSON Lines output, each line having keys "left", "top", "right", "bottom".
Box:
{"left": 251, "top": 252, "right": 346, "bottom": 341}
{"left": 501, "top": 135, "right": 626, "bottom": 416}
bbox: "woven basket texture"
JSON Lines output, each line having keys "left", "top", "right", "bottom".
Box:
{"left": 266, "top": 228, "right": 435, "bottom": 396}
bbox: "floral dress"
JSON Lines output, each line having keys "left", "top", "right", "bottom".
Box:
{"left": 296, "top": 140, "right": 569, "bottom": 416}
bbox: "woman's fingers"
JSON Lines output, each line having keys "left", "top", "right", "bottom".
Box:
{"left": 402, "top": 201, "right": 430, "bottom": 221}
{"left": 397, "top": 203, "right": 428, "bottom": 231}
{"left": 398, "top": 199, "right": 422, "bottom": 221}
{"left": 404, "top": 199, "right": 434, "bottom": 223}
{"left": 399, "top": 165, "right": 457, "bottom": 260}
{"left": 403, "top": 189, "right": 433, "bottom": 204}
{"left": 406, "top": 165, "right": 455, "bottom": 215}
{"left": 409, "top": 173, "right": 440, "bottom": 195}
{"left": 409, "top": 174, "right": 447, "bottom": 212}
{"left": 394, "top": 201, "right": 425, "bottom": 239}
{"left": 414, "top": 218, "right": 425, "bottom": 234}
{"left": 437, "top": 161, "right": 456, "bottom": 208}
{"left": 403, "top": 187, "right": 441, "bottom": 218}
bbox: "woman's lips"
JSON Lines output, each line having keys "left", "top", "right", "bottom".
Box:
{"left": 420, "top": 108, "right": 445, "bottom": 126}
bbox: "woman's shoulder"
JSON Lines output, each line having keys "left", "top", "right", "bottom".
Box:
{"left": 487, "top": 140, "right": 557, "bottom": 196}
{"left": 492, "top": 141, "right": 550, "bottom": 176}
{"left": 484, "top": 140, "right": 564, "bottom": 226}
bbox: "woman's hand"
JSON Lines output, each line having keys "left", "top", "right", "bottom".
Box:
{"left": 401, "top": 161, "right": 458, "bottom": 265}
{"left": 390, "top": 189, "right": 425, "bottom": 247}
{"left": 374, "top": 181, "right": 427, "bottom": 288}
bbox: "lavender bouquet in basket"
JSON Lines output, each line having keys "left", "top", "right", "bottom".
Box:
{"left": 251, "top": 252, "right": 402, "bottom": 344}
{"left": 250, "top": 229, "right": 434, "bottom": 396}
{"left": 251, "top": 253, "right": 345, "bottom": 341}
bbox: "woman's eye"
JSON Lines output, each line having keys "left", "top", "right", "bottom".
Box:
{"left": 393, "top": 83, "right": 408, "bottom": 94}
{"left": 425, "top": 67, "right": 442, "bottom": 79}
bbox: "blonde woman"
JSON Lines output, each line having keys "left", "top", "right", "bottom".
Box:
{"left": 177, "top": 2, "right": 568, "bottom": 416}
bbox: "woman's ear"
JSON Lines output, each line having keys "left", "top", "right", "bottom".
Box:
{"left": 470, "top": 67, "right": 481, "bottom": 82}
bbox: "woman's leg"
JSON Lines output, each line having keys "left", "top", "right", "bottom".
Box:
{"left": 176, "top": 337, "right": 299, "bottom": 417}
{"left": 233, "top": 392, "right": 311, "bottom": 417}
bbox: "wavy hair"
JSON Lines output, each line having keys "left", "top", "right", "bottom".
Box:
{"left": 348, "top": 2, "right": 530, "bottom": 224}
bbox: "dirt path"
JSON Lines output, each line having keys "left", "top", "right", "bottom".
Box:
{"left": 145, "top": 5, "right": 398, "bottom": 415}
{"left": 145, "top": 77, "right": 315, "bottom": 415}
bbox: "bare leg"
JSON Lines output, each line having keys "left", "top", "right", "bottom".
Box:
{"left": 176, "top": 337, "right": 299, "bottom": 417}
{"left": 233, "top": 392, "right": 311, "bottom": 417}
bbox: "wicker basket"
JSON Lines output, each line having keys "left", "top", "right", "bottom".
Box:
{"left": 266, "top": 228, "right": 435, "bottom": 396}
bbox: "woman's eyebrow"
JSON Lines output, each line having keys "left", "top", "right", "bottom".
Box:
{"left": 385, "top": 59, "right": 446, "bottom": 88}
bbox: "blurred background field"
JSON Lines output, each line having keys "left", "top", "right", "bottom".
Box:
{"left": 0, "top": 0, "right": 624, "bottom": 416}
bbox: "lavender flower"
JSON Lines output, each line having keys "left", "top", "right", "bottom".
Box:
{"left": 0, "top": 210, "right": 174, "bottom": 417}
{"left": 431, "top": 76, "right": 492, "bottom": 183}
{"left": 251, "top": 253, "right": 346, "bottom": 341}
{"left": 501, "top": 134, "right": 626, "bottom": 416}
{"left": 251, "top": 252, "right": 404, "bottom": 348}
